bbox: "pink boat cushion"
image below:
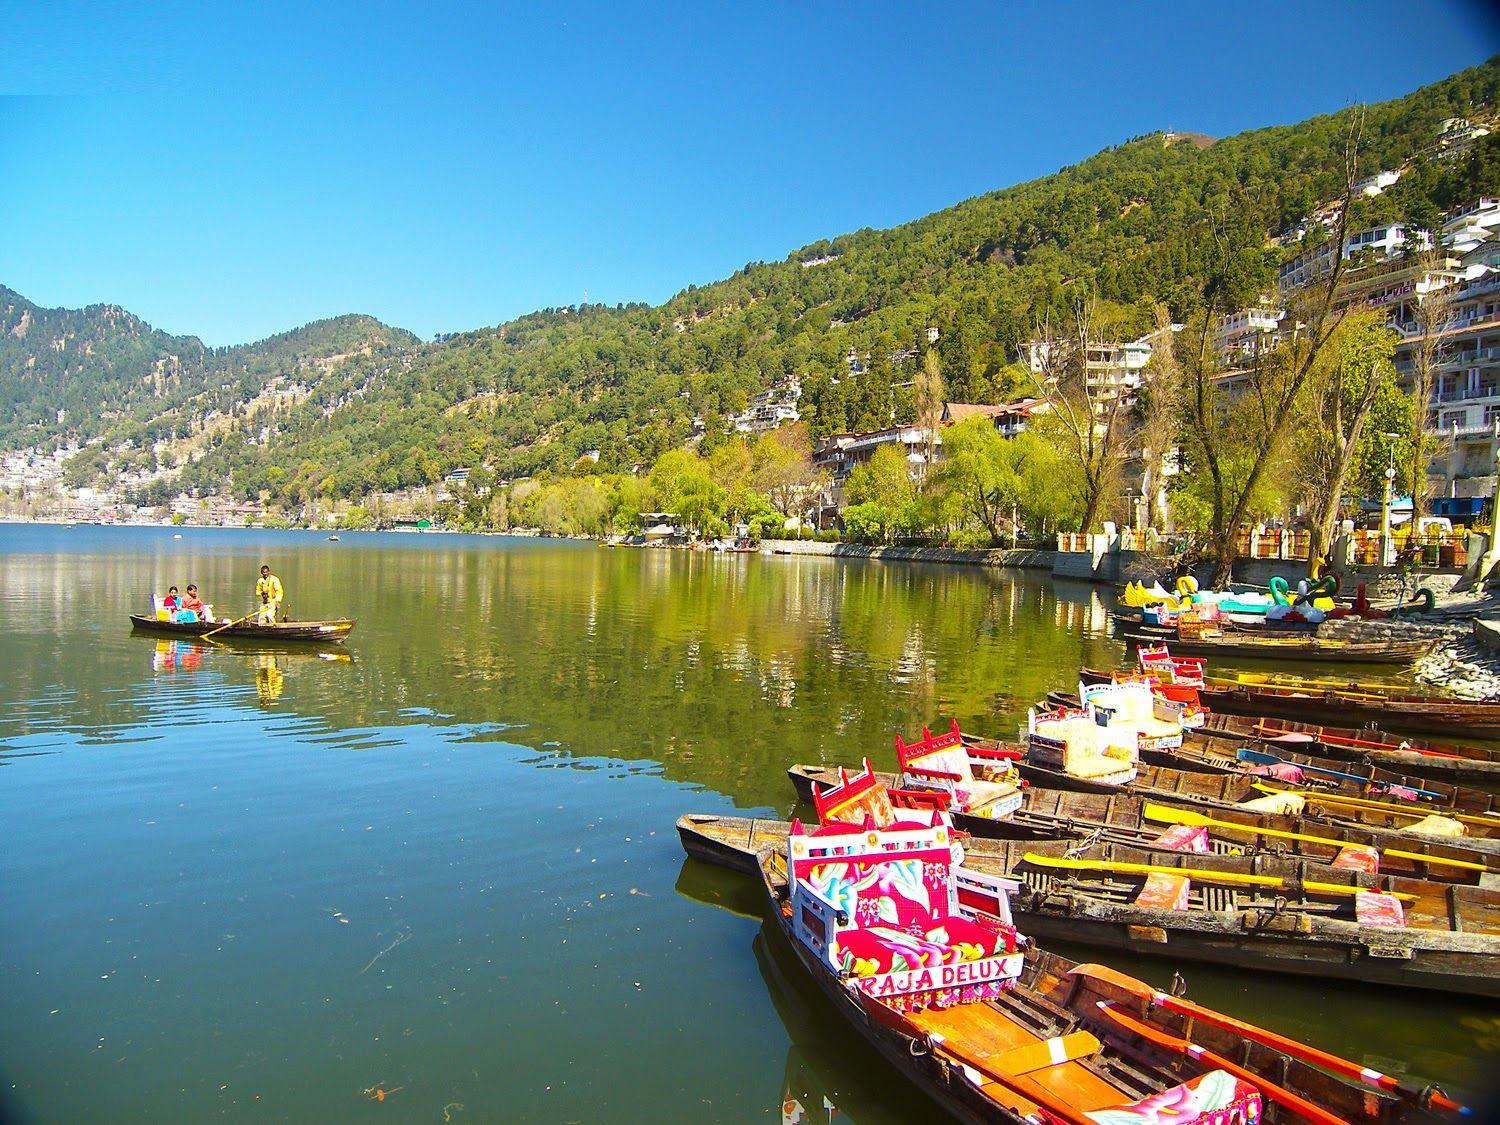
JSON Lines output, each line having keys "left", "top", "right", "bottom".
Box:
{"left": 1083, "top": 1069, "right": 1262, "bottom": 1124}
{"left": 1152, "top": 825, "right": 1211, "bottom": 853}
{"left": 832, "top": 918, "right": 1007, "bottom": 977}
{"left": 1134, "top": 872, "right": 1192, "bottom": 911}
{"left": 905, "top": 744, "right": 975, "bottom": 785}
{"left": 1245, "top": 762, "right": 1305, "bottom": 783}
{"left": 950, "top": 778, "right": 1019, "bottom": 815}
{"left": 804, "top": 856, "right": 950, "bottom": 933}
{"left": 1330, "top": 845, "right": 1380, "bottom": 874}
{"left": 1355, "top": 890, "right": 1406, "bottom": 928}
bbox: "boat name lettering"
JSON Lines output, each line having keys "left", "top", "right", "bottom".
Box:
{"left": 851, "top": 953, "right": 1022, "bottom": 998}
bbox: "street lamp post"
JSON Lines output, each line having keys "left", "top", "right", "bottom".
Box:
{"left": 1380, "top": 463, "right": 1396, "bottom": 568}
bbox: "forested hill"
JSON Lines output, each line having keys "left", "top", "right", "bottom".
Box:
{"left": 0, "top": 286, "right": 416, "bottom": 458}
{"left": 10, "top": 57, "right": 1500, "bottom": 505}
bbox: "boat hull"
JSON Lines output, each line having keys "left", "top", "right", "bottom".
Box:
{"left": 129, "top": 614, "right": 355, "bottom": 643}
{"left": 1118, "top": 627, "right": 1432, "bottom": 665}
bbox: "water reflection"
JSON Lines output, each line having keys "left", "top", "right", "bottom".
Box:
{"left": 3, "top": 525, "right": 1486, "bottom": 1118}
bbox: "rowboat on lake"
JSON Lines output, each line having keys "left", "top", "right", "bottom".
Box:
{"left": 1134, "top": 736, "right": 1500, "bottom": 816}
{"left": 1192, "top": 678, "right": 1500, "bottom": 739}
{"left": 1116, "top": 625, "right": 1433, "bottom": 665}
{"left": 128, "top": 614, "right": 355, "bottom": 643}
{"left": 679, "top": 810, "right": 1500, "bottom": 1000}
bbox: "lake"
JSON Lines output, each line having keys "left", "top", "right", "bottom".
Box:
{"left": 0, "top": 524, "right": 1494, "bottom": 1121}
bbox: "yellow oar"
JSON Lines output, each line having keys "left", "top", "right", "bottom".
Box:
{"left": 1250, "top": 783, "right": 1500, "bottom": 831}
{"left": 1142, "top": 803, "right": 1488, "bottom": 873}
{"left": 1215, "top": 671, "right": 1409, "bottom": 694}
{"left": 1021, "top": 851, "right": 1418, "bottom": 902}
{"left": 202, "top": 609, "right": 259, "bottom": 640}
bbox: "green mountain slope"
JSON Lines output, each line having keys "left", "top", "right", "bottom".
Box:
{"left": 7, "top": 58, "right": 1499, "bottom": 506}
{"left": 0, "top": 288, "right": 416, "bottom": 464}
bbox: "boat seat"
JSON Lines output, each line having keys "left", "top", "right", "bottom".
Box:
{"left": 1032, "top": 716, "right": 1138, "bottom": 784}
{"left": 1084, "top": 1070, "right": 1262, "bottom": 1123}
{"left": 988, "top": 1030, "right": 1101, "bottom": 1075}
{"left": 897, "top": 722, "right": 1021, "bottom": 818}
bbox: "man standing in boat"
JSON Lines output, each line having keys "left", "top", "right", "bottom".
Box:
{"left": 256, "top": 565, "right": 284, "bottom": 624}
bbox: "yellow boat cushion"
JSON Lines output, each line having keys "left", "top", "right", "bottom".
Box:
{"left": 1398, "top": 814, "right": 1468, "bottom": 838}
{"left": 1239, "top": 792, "right": 1306, "bottom": 815}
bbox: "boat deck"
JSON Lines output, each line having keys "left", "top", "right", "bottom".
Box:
{"left": 908, "top": 1000, "right": 1129, "bottom": 1115}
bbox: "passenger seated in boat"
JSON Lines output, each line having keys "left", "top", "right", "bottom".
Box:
{"left": 177, "top": 584, "right": 205, "bottom": 623}
{"left": 1026, "top": 707, "right": 1138, "bottom": 786}
{"left": 162, "top": 586, "right": 181, "bottom": 613}
{"left": 789, "top": 808, "right": 1023, "bottom": 1012}
{"left": 895, "top": 720, "right": 1022, "bottom": 819}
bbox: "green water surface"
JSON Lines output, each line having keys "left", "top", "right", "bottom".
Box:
{"left": 0, "top": 525, "right": 1494, "bottom": 1122}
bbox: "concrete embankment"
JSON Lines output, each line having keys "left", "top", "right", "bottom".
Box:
{"left": 759, "top": 540, "right": 1057, "bottom": 570}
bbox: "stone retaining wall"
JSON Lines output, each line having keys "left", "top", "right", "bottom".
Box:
{"left": 760, "top": 540, "right": 1057, "bottom": 570}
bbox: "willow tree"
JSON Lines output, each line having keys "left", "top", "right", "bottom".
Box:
{"left": 1404, "top": 247, "right": 1457, "bottom": 526}
{"left": 1301, "top": 308, "right": 1400, "bottom": 563}
{"left": 1178, "top": 116, "right": 1362, "bottom": 585}
{"left": 1134, "top": 304, "right": 1182, "bottom": 531}
{"left": 1034, "top": 300, "right": 1130, "bottom": 533}
{"left": 914, "top": 349, "right": 945, "bottom": 468}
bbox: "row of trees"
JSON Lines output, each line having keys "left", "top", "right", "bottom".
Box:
{"left": 146, "top": 61, "right": 1498, "bottom": 510}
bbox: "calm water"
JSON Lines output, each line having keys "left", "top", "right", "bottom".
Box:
{"left": 1, "top": 525, "right": 1494, "bottom": 1122}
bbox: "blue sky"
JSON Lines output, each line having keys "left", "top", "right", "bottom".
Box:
{"left": 1, "top": 2, "right": 1497, "bottom": 346}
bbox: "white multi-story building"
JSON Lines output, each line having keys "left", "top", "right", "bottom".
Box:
{"left": 1444, "top": 197, "right": 1500, "bottom": 254}
{"left": 730, "top": 376, "right": 802, "bottom": 433}
{"left": 1024, "top": 330, "right": 1164, "bottom": 401}
{"left": 1278, "top": 223, "right": 1433, "bottom": 291}
{"left": 1215, "top": 306, "right": 1285, "bottom": 360}
{"left": 1435, "top": 117, "right": 1492, "bottom": 158}
{"left": 1354, "top": 169, "right": 1402, "bottom": 198}
{"left": 813, "top": 424, "right": 939, "bottom": 492}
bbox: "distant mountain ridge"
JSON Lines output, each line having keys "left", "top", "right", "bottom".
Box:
{"left": 3, "top": 56, "right": 1498, "bottom": 506}
{"left": 0, "top": 285, "right": 417, "bottom": 486}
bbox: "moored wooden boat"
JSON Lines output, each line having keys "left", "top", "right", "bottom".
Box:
{"left": 129, "top": 614, "right": 355, "bottom": 643}
{"left": 1193, "top": 678, "right": 1500, "bottom": 739}
{"left": 680, "top": 812, "right": 1500, "bottom": 1000}
{"left": 1068, "top": 670, "right": 1500, "bottom": 784}
{"left": 1117, "top": 626, "right": 1433, "bottom": 665}
{"left": 1194, "top": 711, "right": 1500, "bottom": 785}
{"left": 1109, "top": 610, "right": 1320, "bottom": 636}
{"left": 1139, "top": 737, "right": 1500, "bottom": 816}
{"left": 1046, "top": 682, "right": 1500, "bottom": 809}
{"left": 785, "top": 762, "right": 1499, "bottom": 880}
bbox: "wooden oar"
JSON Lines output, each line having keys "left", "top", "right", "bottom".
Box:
{"left": 1021, "top": 851, "right": 1417, "bottom": 902}
{"left": 1092, "top": 1001, "right": 1352, "bottom": 1125}
{"left": 202, "top": 609, "right": 259, "bottom": 640}
{"left": 1070, "top": 963, "right": 1472, "bottom": 1116}
{"left": 1250, "top": 784, "right": 1500, "bottom": 830}
{"left": 1140, "top": 803, "right": 1489, "bottom": 874}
